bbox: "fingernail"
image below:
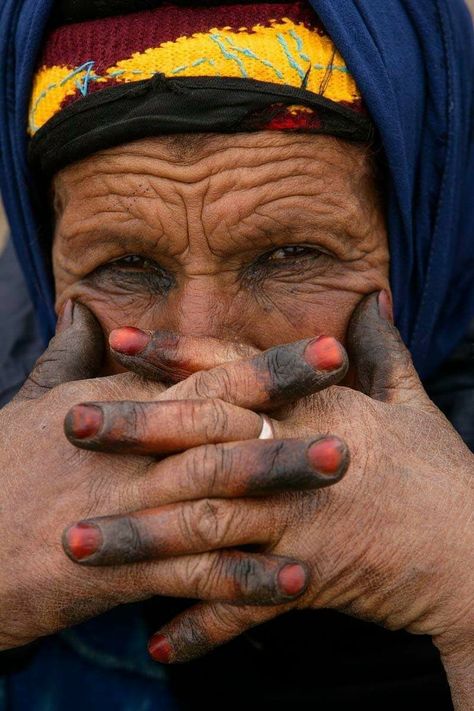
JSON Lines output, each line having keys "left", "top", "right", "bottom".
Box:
{"left": 109, "top": 327, "right": 150, "bottom": 356}
{"left": 304, "top": 336, "right": 343, "bottom": 371}
{"left": 65, "top": 522, "right": 102, "bottom": 561}
{"left": 66, "top": 404, "right": 103, "bottom": 439}
{"left": 56, "top": 300, "right": 75, "bottom": 333}
{"left": 148, "top": 634, "right": 172, "bottom": 663}
{"left": 378, "top": 290, "right": 394, "bottom": 323}
{"left": 308, "top": 437, "right": 345, "bottom": 476}
{"left": 278, "top": 563, "right": 307, "bottom": 597}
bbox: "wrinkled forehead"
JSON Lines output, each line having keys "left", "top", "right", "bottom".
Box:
{"left": 51, "top": 132, "right": 385, "bottom": 273}
{"left": 52, "top": 132, "right": 377, "bottom": 219}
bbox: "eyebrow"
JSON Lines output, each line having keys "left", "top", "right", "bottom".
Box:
{"left": 57, "top": 209, "right": 360, "bottom": 265}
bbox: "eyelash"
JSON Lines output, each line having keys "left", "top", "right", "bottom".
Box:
{"left": 109, "top": 245, "right": 323, "bottom": 271}
{"left": 109, "top": 254, "right": 161, "bottom": 271}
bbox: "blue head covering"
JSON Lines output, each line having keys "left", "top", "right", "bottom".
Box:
{"left": 0, "top": 0, "right": 473, "bottom": 379}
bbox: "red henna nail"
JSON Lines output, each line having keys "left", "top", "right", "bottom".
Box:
{"left": 278, "top": 564, "right": 307, "bottom": 597}
{"left": 65, "top": 522, "right": 102, "bottom": 561}
{"left": 378, "top": 290, "right": 394, "bottom": 323}
{"left": 304, "top": 336, "right": 343, "bottom": 372}
{"left": 308, "top": 438, "right": 344, "bottom": 475}
{"left": 109, "top": 327, "right": 150, "bottom": 356}
{"left": 148, "top": 634, "right": 172, "bottom": 663}
{"left": 67, "top": 404, "right": 103, "bottom": 439}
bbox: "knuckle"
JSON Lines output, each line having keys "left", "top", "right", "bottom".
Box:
{"left": 221, "top": 555, "right": 275, "bottom": 602}
{"left": 114, "top": 516, "right": 145, "bottom": 558}
{"left": 203, "top": 399, "right": 231, "bottom": 440}
{"left": 173, "top": 609, "right": 210, "bottom": 649}
{"left": 180, "top": 399, "right": 230, "bottom": 440}
{"left": 188, "top": 444, "right": 228, "bottom": 495}
{"left": 190, "top": 368, "right": 235, "bottom": 401}
{"left": 119, "top": 402, "right": 147, "bottom": 442}
{"left": 232, "top": 556, "right": 261, "bottom": 596}
{"left": 195, "top": 554, "right": 227, "bottom": 598}
{"left": 211, "top": 603, "right": 246, "bottom": 632}
{"left": 178, "top": 499, "right": 236, "bottom": 548}
{"left": 264, "top": 440, "right": 287, "bottom": 473}
{"left": 264, "top": 348, "right": 295, "bottom": 391}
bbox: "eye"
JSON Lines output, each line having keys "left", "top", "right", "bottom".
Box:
{"left": 108, "top": 255, "right": 161, "bottom": 271}
{"left": 266, "top": 245, "right": 322, "bottom": 261}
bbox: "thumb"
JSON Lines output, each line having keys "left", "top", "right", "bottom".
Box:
{"left": 16, "top": 301, "right": 104, "bottom": 401}
{"left": 347, "top": 291, "right": 432, "bottom": 409}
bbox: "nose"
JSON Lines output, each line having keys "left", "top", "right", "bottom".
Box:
{"left": 161, "top": 274, "right": 245, "bottom": 341}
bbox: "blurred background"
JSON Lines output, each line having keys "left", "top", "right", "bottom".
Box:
{"left": 1, "top": 0, "right": 473, "bottom": 254}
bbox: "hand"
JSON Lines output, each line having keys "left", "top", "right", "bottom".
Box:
{"left": 64, "top": 294, "right": 474, "bottom": 672}
{"left": 0, "top": 303, "right": 347, "bottom": 651}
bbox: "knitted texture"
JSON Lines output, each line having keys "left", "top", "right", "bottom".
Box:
{"left": 29, "top": 2, "right": 364, "bottom": 136}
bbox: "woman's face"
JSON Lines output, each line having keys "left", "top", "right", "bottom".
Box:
{"left": 53, "top": 133, "right": 390, "bottom": 372}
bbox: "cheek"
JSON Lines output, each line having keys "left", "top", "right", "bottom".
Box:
{"left": 55, "top": 280, "right": 175, "bottom": 375}
{"left": 56, "top": 280, "right": 166, "bottom": 330}
{"left": 243, "top": 288, "right": 358, "bottom": 348}
{"left": 54, "top": 250, "right": 390, "bottom": 374}
{"left": 244, "top": 261, "right": 390, "bottom": 349}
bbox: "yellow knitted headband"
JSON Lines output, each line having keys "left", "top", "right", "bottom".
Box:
{"left": 30, "top": 3, "right": 365, "bottom": 135}
{"left": 28, "top": 3, "right": 372, "bottom": 178}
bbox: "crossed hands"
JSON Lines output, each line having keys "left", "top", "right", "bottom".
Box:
{"left": 1, "top": 294, "right": 472, "bottom": 704}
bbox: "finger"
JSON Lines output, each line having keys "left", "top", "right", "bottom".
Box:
{"left": 63, "top": 495, "right": 281, "bottom": 565}
{"left": 72, "top": 547, "right": 309, "bottom": 606}
{"left": 148, "top": 601, "right": 280, "bottom": 663}
{"left": 348, "top": 291, "right": 434, "bottom": 408}
{"left": 109, "top": 329, "right": 259, "bottom": 384}
{"left": 129, "top": 437, "right": 349, "bottom": 509}
{"left": 64, "top": 398, "right": 263, "bottom": 454}
{"left": 109, "top": 329, "right": 347, "bottom": 410}
{"left": 16, "top": 301, "right": 104, "bottom": 402}
{"left": 164, "top": 337, "right": 348, "bottom": 412}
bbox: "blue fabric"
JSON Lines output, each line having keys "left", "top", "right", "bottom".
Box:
{"left": 0, "top": 0, "right": 473, "bottom": 377}
{"left": 1, "top": 605, "right": 178, "bottom": 711}
{"left": 0, "top": 239, "right": 42, "bottom": 405}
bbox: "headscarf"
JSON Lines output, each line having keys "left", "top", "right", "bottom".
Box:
{"left": 0, "top": 0, "right": 473, "bottom": 379}
{"left": 27, "top": 2, "right": 373, "bottom": 178}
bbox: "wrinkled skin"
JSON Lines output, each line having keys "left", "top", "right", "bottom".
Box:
{"left": 0, "top": 304, "right": 349, "bottom": 648}
{"left": 0, "top": 134, "right": 472, "bottom": 708}
{"left": 53, "top": 134, "right": 389, "bottom": 361}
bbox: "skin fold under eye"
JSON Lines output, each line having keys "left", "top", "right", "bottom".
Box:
{"left": 86, "top": 254, "right": 176, "bottom": 298}
{"left": 52, "top": 134, "right": 390, "bottom": 350}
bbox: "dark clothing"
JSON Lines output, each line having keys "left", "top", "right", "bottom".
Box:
{"left": 1, "top": 243, "right": 472, "bottom": 709}
{"left": 0, "top": 239, "right": 42, "bottom": 406}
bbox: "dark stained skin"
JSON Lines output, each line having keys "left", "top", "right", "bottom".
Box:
{"left": 52, "top": 136, "right": 472, "bottom": 702}
{"left": 63, "top": 335, "right": 349, "bottom": 454}
{"left": 0, "top": 133, "right": 472, "bottom": 707}
{"left": 52, "top": 133, "right": 390, "bottom": 364}
{"left": 0, "top": 303, "right": 348, "bottom": 651}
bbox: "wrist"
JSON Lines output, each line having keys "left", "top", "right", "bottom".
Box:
{"left": 435, "top": 627, "right": 474, "bottom": 710}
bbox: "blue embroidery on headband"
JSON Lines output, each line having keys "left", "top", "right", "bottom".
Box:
{"left": 224, "top": 37, "right": 284, "bottom": 80}
{"left": 209, "top": 33, "right": 248, "bottom": 78}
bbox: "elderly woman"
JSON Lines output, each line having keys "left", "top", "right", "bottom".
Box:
{"left": 0, "top": 0, "right": 473, "bottom": 709}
